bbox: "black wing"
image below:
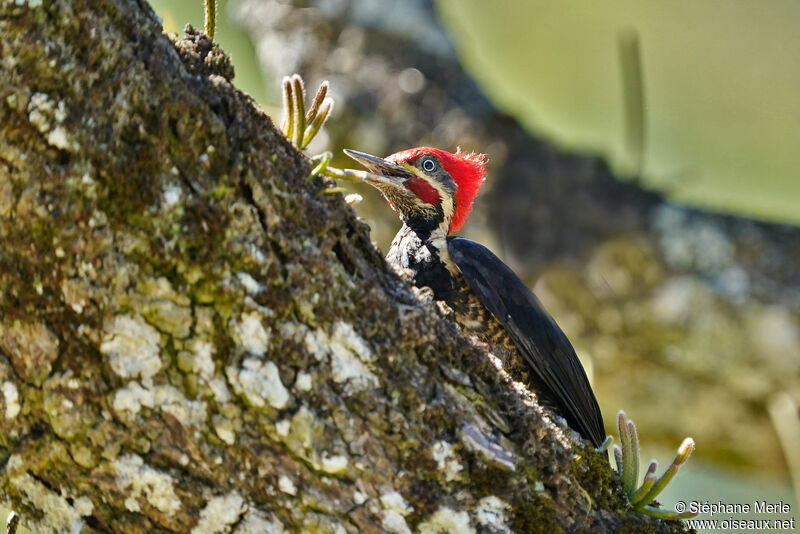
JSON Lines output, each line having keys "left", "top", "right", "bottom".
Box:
{"left": 448, "top": 237, "right": 605, "bottom": 446}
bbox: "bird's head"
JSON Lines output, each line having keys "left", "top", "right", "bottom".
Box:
{"left": 344, "top": 147, "right": 487, "bottom": 237}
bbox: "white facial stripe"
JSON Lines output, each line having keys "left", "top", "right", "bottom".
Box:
{"left": 428, "top": 235, "right": 460, "bottom": 275}
{"left": 439, "top": 196, "right": 454, "bottom": 234}
{"left": 423, "top": 178, "right": 454, "bottom": 235}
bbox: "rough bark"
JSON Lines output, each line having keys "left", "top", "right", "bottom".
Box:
{"left": 236, "top": 0, "right": 800, "bottom": 478}
{"left": 0, "top": 1, "right": 687, "bottom": 533}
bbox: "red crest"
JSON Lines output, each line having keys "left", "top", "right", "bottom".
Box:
{"left": 387, "top": 147, "right": 488, "bottom": 233}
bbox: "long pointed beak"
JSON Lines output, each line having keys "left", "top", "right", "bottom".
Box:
{"left": 343, "top": 149, "right": 414, "bottom": 187}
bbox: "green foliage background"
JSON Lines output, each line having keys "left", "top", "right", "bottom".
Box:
{"left": 439, "top": 0, "right": 800, "bottom": 224}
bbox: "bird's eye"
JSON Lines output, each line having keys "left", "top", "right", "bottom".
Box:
{"left": 422, "top": 157, "right": 437, "bottom": 172}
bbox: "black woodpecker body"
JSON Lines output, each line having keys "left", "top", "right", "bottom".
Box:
{"left": 345, "top": 147, "right": 605, "bottom": 447}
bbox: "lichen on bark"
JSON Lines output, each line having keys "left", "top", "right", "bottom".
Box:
{"left": 0, "top": 1, "right": 687, "bottom": 532}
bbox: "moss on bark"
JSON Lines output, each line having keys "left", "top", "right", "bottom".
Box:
{"left": 0, "top": 1, "right": 688, "bottom": 532}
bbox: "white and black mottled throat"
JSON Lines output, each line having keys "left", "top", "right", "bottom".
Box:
{"left": 402, "top": 210, "right": 444, "bottom": 243}
{"left": 386, "top": 224, "right": 460, "bottom": 303}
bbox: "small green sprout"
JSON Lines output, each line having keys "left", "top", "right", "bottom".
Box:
{"left": 610, "top": 411, "right": 697, "bottom": 520}
{"left": 281, "top": 74, "right": 334, "bottom": 151}
{"left": 281, "top": 74, "right": 353, "bottom": 184}
{"left": 204, "top": 0, "right": 216, "bottom": 39}
{"left": 280, "top": 74, "right": 380, "bottom": 190}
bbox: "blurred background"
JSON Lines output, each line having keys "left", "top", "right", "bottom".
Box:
{"left": 14, "top": 1, "right": 799, "bottom": 532}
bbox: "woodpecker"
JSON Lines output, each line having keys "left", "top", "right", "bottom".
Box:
{"left": 345, "top": 147, "right": 605, "bottom": 447}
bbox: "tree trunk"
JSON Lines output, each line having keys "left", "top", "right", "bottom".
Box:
{"left": 0, "top": 1, "right": 685, "bottom": 532}
{"left": 236, "top": 0, "right": 800, "bottom": 480}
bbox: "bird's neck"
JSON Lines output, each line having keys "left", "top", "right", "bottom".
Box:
{"left": 388, "top": 222, "right": 458, "bottom": 277}
{"left": 400, "top": 215, "right": 449, "bottom": 244}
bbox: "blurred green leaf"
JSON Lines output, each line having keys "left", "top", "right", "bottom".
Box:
{"left": 438, "top": 0, "right": 800, "bottom": 224}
